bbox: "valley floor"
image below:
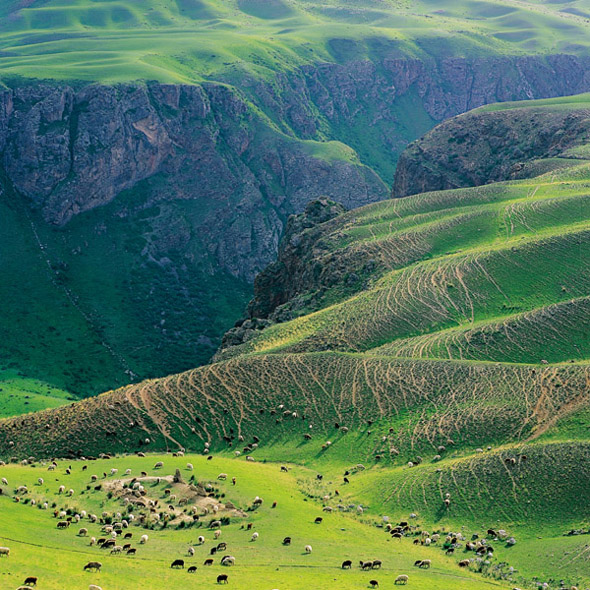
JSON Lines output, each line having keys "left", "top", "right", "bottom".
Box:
{"left": 0, "top": 453, "right": 588, "bottom": 590}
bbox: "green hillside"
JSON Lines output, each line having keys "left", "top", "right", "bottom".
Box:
{"left": 2, "top": 93, "right": 590, "bottom": 590}
{"left": 1, "top": 0, "right": 589, "bottom": 83}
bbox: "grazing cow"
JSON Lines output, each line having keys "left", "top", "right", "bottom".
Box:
{"left": 204, "top": 559, "right": 214, "bottom": 566}
{"left": 171, "top": 559, "right": 184, "bottom": 569}
{"left": 341, "top": 560, "right": 352, "bottom": 569}
{"left": 217, "top": 574, "right": 228, "bottom": 584}
{"left": 83, "top": 561, "right": 102, "bottom": 572}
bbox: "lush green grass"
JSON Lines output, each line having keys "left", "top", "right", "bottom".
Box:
{"left": 0, "top": 1, "right": 589, "bottom": 83}
{"left": 0, "top": 369, "right": 72, "bottom": 418}
{"left": 3, "top": 452, "right": 586, "bottom": 590}
{"left": 0, "top": 451, "right": 588, "bottom": 589}
{"left": 215, "top": 166, "right": 590, "bottom": 363}
{"left": 0, "top": 172, "right": 251, "bottom": 398}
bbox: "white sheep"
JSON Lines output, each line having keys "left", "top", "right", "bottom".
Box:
{"left": 186, "top": 463, "right": 194, "bottom": 470}
{"left": 188, "top": 547, "right": 195, "bottom": 556}
{"left": 89, "top": 585, "right": 103, "bottom": 590}
{"left": 58, "top": 485, "right": 65, "bottom": 494}
{"left": 140, "top": 534, "right": 148, "bottom": 544}
{"left": 37, "top": 478, "right": 44, "bottom": 486}
{"left": 0, "top": 547, "right": 10, "bottom": 557}
{"left": 125, "top": 469, "right": 131, "bottom": 475}
{"left": 90, "top": 537, "right": 96, "bottom": 546}
{"left": 217, "top": 473, "right": 227, "bottom": 480}
{"left": 251, "top": 532, "right": 259, "bottom": 541}
{"left": 1, "top": 478, "right": 7, "bottom": 486}
{"left": 395, "top": 574, "right": 409, "bottom": 584}
{"left": 110, "top": 468, "right": 118, "bottom": 476}
{"left": 154, "top": 462, "right": 163, "bottom": 469}
{"left": 214, "top": 530, "right": 221, "bottom": 539}
{"left": 198, "top": 536, "right": 205, "bottom": 544}
{"left": 305, "top": 545, "right": 312, "bottom": 554}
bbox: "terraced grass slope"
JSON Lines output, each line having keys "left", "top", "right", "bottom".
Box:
{"left": 1, "top": 0, "right": 590, "bottom": 83}
{"left": 1, "top": 99, "right": 590, "bottom": 458}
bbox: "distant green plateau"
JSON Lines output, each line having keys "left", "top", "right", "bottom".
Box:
{"left": 1, "top": 0, "right": 590, "bottom": 83}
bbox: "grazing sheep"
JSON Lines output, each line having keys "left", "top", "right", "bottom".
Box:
{"left": 171, "top": 559, "right": 185, "bottom": 569}
{"left": 186, "top": 463, "right": 193, "bottom": 470}
{"left": 458, "top": 560, "right": 470, "bottom": 567}
{"left": 89, "top": 586, "right": 103, "bottom": 590}
{"left": 140, "top": 535, "right": 148, "bottom": 544}
{"left": 57, "top": 521, "right": 70, "bottom": 529}
{"left": 369, "top": 581, "right": 379, "bottom": 588}
{"left": 110, "top": 546, "right": 123, "bottom": 555}
{"left": 372, "top": 560, "right": 382, "bottom": 569}
{"left": 23, "top": 578, "right": 38, "bottom": 587}
{"left": 198, "top": 536, "right": 205, "bottom": 544}
{"left": 154, "top": 462, "right": 163, "bottom": 469}
{"left": 1, "top": 478, "right": 7, "bottom": 486}
{"left": 217, "top": 574, "right": 228, "bottom": 584}
{"left": 394, "top": 574, "right": 408, "bottom": 585}
{"left": 0, "top": 547, "right": 10, "bottom": 557}
{"left": 187, "top": 566, "right": 197, "bottom": 573}
{"left": 210, "top": 520, "right": 222, "bottom": 529}
{"left": 360, "top": 561, "right": 373, "bottom": 570}
{"left": 78, "top": 528, "right": 88, "bottom": 537}
{"left": 214, "top": 530, "right": 221, "bottom": 539}
{"left": 305, "top": 545, "right": 312, "bottom": 554}
{"left": 83, "top": 561, "right": 102, "bottom": 572}
{"left": 282, "top": 537, "right": 291, "bottom": 546}
{"left": 58, "top": 485, "right": 65, "bottom": 494}
{"left": 342, "top": 560, "right": 352, "bottom": 569}
{"left": 415, "top": 559, "right": 431, "bottom": 568}
{"left": 221, "top": 555, "right": 235, "bottom": 566}
{"left": 204, "top": 559, "right": 214, "bottom": 566}
{"left": 126, "top": 548, "right": 136, "bottom": 556}
{"left": 251, "top": 532, "right": 259, "bottom": 541}
{"left": 188, "top": 547, "right": 195, "bottom": 556}
{"left": 218, "top": 473, "right": 228, "bottom": 481}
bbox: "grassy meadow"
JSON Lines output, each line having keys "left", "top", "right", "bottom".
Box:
{"left": 1, "top": 451, "right": 587, "bottom": 590}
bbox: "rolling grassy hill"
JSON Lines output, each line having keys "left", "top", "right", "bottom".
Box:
{"left": 1, "top": 96, "right": 590, "bottom": 589}
{"left": 1, "top": 0, "right": 590, "bottom": 83}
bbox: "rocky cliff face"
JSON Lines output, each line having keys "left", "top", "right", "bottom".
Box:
{"left": 393, "top": 100, "right": 590, "bottom": 197}
{"left": 3, "top": 53, "right": 590, "bottom": 393}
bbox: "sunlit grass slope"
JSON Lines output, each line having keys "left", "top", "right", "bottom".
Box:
{"left": 0, "top": 0, "right": 589, "bottom": 83}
